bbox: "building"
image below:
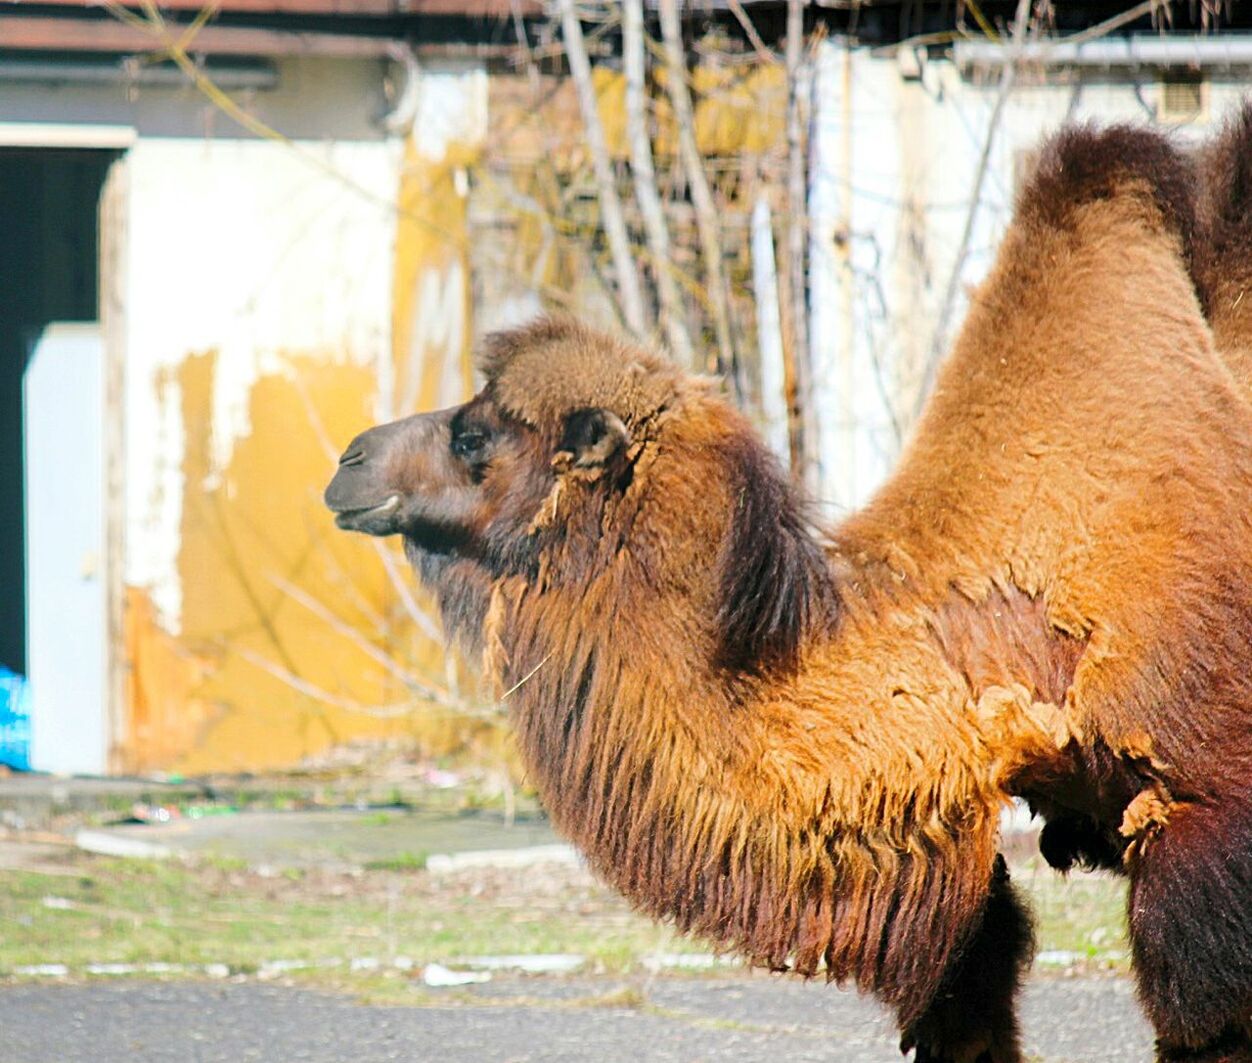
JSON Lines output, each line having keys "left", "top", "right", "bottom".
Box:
{"left": 805, "top": 9, "right": 1252, "bottom": 511}
{"left": 1, "top": 1, "right": 516, "bottom": 773}
{"left": 0, "top": 0, "right": 1245, "bottom": 774}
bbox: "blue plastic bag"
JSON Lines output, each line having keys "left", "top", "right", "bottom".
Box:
{"left": 0, "top": 665, "right": 31, "bottom": 771}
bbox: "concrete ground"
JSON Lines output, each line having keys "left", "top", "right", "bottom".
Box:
{"left": 77, "top": 807, "right": 564, "bottom": 868}
{"left": 0, "top": 974, "right": 1151, "bottom": 1063}
{"left": 0, "top": 774, "right": 1150, "bottom": 1061}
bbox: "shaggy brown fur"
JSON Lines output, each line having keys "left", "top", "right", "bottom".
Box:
{"left": 326, "top": 116, "right": 1252, "bottom": 1062}
{"left": 1196, "top": 101, "right": 1252, "bottom": 390}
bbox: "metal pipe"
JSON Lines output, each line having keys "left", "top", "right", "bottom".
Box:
{"left": 378, "top": 43, "right": 420, "bottom": 136}
{"left": 955, "top": 33, "right": 1252, "bottom": 74}
{"left": 0, "top": 57, "right": 279, "bottom": 90}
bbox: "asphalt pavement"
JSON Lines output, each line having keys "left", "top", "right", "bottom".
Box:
{"left": 0, "top": 973, "right": 1152, "bottom": 1063}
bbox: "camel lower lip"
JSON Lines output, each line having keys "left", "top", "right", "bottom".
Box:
{"left": 333, "top": 495, "right": 400, "bottom": 530}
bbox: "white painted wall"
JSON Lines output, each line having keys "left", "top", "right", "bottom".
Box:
{"left": 0, "top": 57, "right": 495, "bottom": 636}
{"left": 808, "top": 41, "right": 1249, "bottom": 514}
{"left": 26, "top": 325, "right": 107, "bottom": 775}
{"left": 121, "top": 135, "right": 401, "bottom": 630}
{"left": 111, "top": 60, "right": 494, "bottom": 635}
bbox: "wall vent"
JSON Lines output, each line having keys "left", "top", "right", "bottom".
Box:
{"left": 1158, "top": 76, "right": 1207, "bottom": 123}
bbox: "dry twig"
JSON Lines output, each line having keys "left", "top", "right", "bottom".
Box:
{"left": 657, "top": 0, "right": 740, "bottom": 393}
{"left": 917, "top": 0, "right": 1032, "bottom": 414}
{"left": 557, "top": 0, "right": 650, "bottom": 336}
{"left": 623, "top": 0, "right": 697, "bottom": 367}
{"left": 782, "top": 0, "right": 813, "bottom": 480}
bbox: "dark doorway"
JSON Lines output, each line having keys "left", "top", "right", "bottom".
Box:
{"left": 0, "top": 149, "right": 118, "bottom": 675}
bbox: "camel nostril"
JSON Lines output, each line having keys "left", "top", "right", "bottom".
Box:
{"left": 339, "top": 447, "right": 367, "bottom": 467}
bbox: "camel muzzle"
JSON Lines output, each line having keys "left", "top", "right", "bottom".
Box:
{"left": 324, "top": 410, "right": 457, "bottom": 537}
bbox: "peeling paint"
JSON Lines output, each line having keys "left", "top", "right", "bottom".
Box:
{"left": 122, "top": 138, "right": 398, "bottom": 637}
{"left": 171, "top": 352, "right": 407, "bottom": 773}
{"left": 111, "top": 87, "right": 495, "bottom": 770}
{"left": 391, "top": 125, "right": 480, "bottom": 418}
{"left": 120, "top": 586, "right": 215, "bottom": 774}
{"left": 412, "top": 64, "right": 489, "bottom": 167}
{"left": 121, "top": 346, "right": 502, "bottom": 773}
{"left": 137, "top": 365, "right": 187, "bottom": 632}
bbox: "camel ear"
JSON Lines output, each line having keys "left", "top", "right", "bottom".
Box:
{"left": 556, "top": 408, "right": 630, "bottom": 470}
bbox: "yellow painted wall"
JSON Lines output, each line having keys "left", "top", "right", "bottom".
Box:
{"left": 597, "top": 63, "right": 787, "bottom": 158}
{"left": 122, "top": 353, "right": 405, "bottom": 773}
{"left": 118, "top": 128, "right": 490, "bottom": 774}
{"left": 391, "top": 133, "right": 478, "bottom": 412}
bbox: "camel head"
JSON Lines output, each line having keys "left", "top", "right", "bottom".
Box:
{"left": 326, "top": 315, "right": 829, "bottom": 674}
{"left": 324, "top": 317, "right": 683, "bottom": 568}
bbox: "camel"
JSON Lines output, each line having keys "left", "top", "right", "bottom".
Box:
{"left": 325, "top": 110, "right": 1252, "bottom": 1062}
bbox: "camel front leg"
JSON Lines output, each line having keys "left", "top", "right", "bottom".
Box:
{"left": 899, "top": 855, "right": 1035, "bottom": 1063}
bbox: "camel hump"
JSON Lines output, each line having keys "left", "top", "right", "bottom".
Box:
{"left": 1198, "top": 101, "right": 1252, "bottom": 250}
{"left": 1197, "top": 102, "right": 1252, "bottom": 296}
{"left": 1020, "top": 123, "right": 1197, "bottom": 267}
{"left": 1194, "top": 101, "right": 1252, "bottom": 383}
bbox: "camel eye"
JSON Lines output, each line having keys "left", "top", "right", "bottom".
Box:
{"left": 451, "top": 426, "right": 488, "bottom": 461}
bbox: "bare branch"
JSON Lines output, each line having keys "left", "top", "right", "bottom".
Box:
{"left": 267, "top": 571, "right": 435, "bottom": 692}
{"left": 657, "top": 0, "right": 739, "bottom": 393}
{"left": 624, "top": 0, "right": 697, "bottom": 368}
{"left": 290, "top": 370, "right": 341, "bottom": 466}
{"left": 782, "top": 0, "right": 813, "bottom": 481}
{"left": 916, "top": 0, "right": 1032, "bottom": 415}
{"left": 235, "top": 644, "right": 412, "bottom": 716}
{"left": 234, "top": 643, "right": 500, "bottom": 720}
{"left": 726, "top": 0, "right": 779, "bottom": 66}
{"left": 289, "top": 367, "right": 446, "bottom": 642}
{"left": 1054, "top": 0, "right": 1165, "bottom": 48}
{"left": 370, "top": 539, "right": 444, "bottom": 642}
{"left": 557, "top": 0, "right": 650, "bottom": 337}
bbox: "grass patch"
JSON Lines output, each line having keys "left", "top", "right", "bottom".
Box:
{"left": 1011, "top": 855, "right": 1130, "bottom": 969}
{"left": 362, "top": 852, "right": 428, "bottom": 873}
{"left": 0, "top": 848, "right": 1130, "bottom": 985}
{"left": 0, "top": 852, "right": 701, "bottom": 980}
